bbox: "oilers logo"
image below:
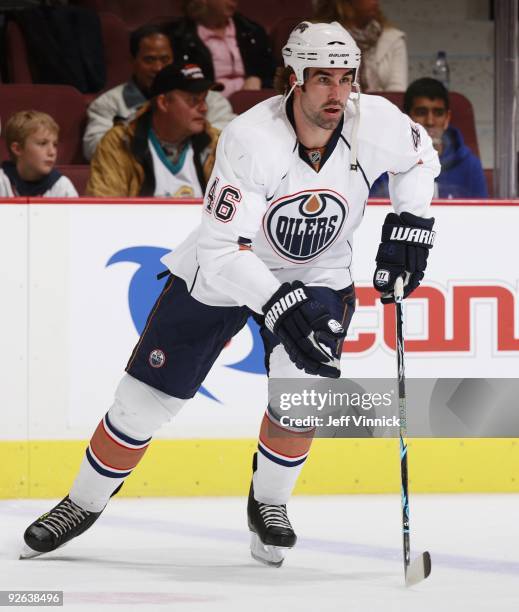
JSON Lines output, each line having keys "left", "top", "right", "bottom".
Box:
{"left": 263, "top": 190, "right": 348, "bottom": 263}
{"left": 149, "top": 349, "right": 166, "bottom": 368}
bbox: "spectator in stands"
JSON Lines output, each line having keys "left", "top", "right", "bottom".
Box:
{"left": 406, "top": 78, "right": 488, "bottom": 198}
{"left": 168, "top": 0, "right": 276, "bottom": 98}
{"left": 0, "top": 110, "right": 78, "bottom": 197}
{"left": 83, "top": 24, "right": 235, "bottom": 161}
{"left": 87, "top": 63, "right": 219, "bottom": 198}
{"left": 313, "top": 0, "right": 407, "bottom": 91}
{"left": 371, "top": 78, "right": 488, "bottom": 198}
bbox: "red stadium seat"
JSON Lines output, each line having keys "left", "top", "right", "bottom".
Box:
{"left": 0, "top": 85, "right": 87, "bottom": 164}
{"left": 372, "top": 91, "right": 481, "bottom": 159}
{"left": 5, "top": 12, "right": 130, "bottom": 93}
{"left": 4, "top": 20, "right": 32, "bottom": 84}
{"left": 270, "top": 17, "right": 304, "bottom": 66}
{"left": 241, "top": 0, "right": 313, "bottom": 31}
{"left": 57, "top": 165, "right": 91, "bottom": 196}
{"left": 99, "top": 12, "right": 132, "bottom": 90}
{"left": 228, "top": 89, "right": 277, "bottom": 115}
{"left": 484, "top": 169, "right": 493, "bottom": 197}
{"left": 71, "top": 0, "right": 182, "bottom": 28}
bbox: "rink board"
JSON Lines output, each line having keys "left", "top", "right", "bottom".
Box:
{"left": 0, "top": 197, "right": 518, "bottom": 498}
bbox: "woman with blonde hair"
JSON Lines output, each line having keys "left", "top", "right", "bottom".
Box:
{"left": 313, "top": 0, "right": 407, "bottom": 92}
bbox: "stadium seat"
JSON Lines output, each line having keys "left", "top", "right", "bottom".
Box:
{"left": 57, "top": 165, "right": 91, "bottom": 196}
{"left": 270, "top": 17, "right": 304, "bottom": 65}
{"left": 0, "top": 85, "right": 87, "bottom": 164}
{"left": 4, "top": 19, "right": 32, "bottom": 84}
{"left": 228, "top": 89, "right": 277, "bottom": 115}
{"left": 372, "top": 91, "right": 481, "bottom": 158}
{"left": 99, "top": 12, "right": 132, "bottom": 90}
{"left": 484, "top": 169, "right": 493, "bottom": 197}
{"left": 71, "top": 0, "right": 182, "bottom": 28}
{"left": 5, "top": 11, "right": 128, "bottom": 93}
{"left": 241, "top": 0, "right": 313, "bottom": 31}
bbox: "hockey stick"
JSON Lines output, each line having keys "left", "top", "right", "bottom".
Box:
{"left": 394, "top": 277, "right": 432, "bottom": 587}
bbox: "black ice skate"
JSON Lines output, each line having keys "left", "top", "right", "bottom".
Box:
{"left": 20, "top": 496, "right": 103, "bottom": 559}
{"left": 247, "top": 453, "right": 297, "bottom": 568}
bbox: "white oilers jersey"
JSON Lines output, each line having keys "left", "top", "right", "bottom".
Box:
{"left": 162, "top": 94, "right": 440, "bottom": 313}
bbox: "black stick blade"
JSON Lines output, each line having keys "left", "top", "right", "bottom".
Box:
{"left": 405, "top": 551, "right": 432, "bottom": 586}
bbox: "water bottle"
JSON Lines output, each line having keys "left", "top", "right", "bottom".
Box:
{"left": 433, "top": 51, "right": 450, "bottom": 89}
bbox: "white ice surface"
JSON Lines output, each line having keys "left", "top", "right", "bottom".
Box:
{"left": 1, "top": 494, "right": 518, "bottom": 611}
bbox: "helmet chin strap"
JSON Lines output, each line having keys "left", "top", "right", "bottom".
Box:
{"left": 349, "top": 82, "right": 361, "bottom": 172}
{"left": 282, "top": 79, "right": 300, "bottom": 107}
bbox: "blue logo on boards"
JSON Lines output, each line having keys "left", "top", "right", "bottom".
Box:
{"left": 106, "top": 246, "right": 265, "bottom": 402}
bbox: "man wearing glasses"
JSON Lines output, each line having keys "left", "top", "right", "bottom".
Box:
{"left": 86, "top": 63, "right": 222, "bottom": 198}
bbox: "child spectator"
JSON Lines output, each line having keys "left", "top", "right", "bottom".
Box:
{"left": 0, "top": 111, "right": 78, "bottom": 197}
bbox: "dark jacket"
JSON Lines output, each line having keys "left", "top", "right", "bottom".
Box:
{"left": 167, "top": 13, "right": 276, "bottom": 88}
{"left": 11, "top": 6, "right": 105, "bottom": 93}
{"left": 370, "top": 126, "right": 488, "bottom": 199}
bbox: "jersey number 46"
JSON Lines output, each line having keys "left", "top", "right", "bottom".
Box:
{"left": 205, "top": 177, "right": 242, "bottom": 223}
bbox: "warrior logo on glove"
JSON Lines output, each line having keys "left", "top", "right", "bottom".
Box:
{"left": 263, "top": 281, "right": 346, "bottom": 378}
{"left": 264, "top": 286, "right": 307, "bottom": 332}
{"left": 373, "top": 211, "right": 436, "bottom": 303}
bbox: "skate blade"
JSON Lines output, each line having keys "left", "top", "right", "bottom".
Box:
{"left": 405, "top": 551, "right": 432, "bottom": 586}
{"left": 249, "top": 532, "right": 287, "bottom": 568}
{"left": 19, "top": 544, "right": 45, "bottom": 560}
{"left": 19, "top": 541, "right": 67, "bottom": 560}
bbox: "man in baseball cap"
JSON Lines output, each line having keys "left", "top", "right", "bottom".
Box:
{"left": 86, "top": 62, "right": 222, "bottom": 198}
{"left": 150, "top": 63, "right": 224, "bottom": 97}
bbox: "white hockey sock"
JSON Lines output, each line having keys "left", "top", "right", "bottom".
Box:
{"left": 70, "top": 374, "right": 185, "bottom": 512}
{"left": 253, "top": 444, "right": 310, "bottom": 506}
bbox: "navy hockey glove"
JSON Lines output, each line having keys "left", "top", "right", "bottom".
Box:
{"left": 263, "top": 281, "right": 345, "bottom": 378}
{"left": 373, "top": 211, "right": 435, "bottom": 304}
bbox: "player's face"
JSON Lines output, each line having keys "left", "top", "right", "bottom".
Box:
{"left": 408, "top": 96, "right": 451, "bottom": 149}
{"left": 298, "top": 68, "right": 353, "bottom": 131}
{"left": 133, "top": 34, "right": 173, "bottom": 93}
{"left": 11, "top": 127, "right": 58, "bottom": 181}
{"left": 162, "top": 90, "right": 209, "bottom": 139}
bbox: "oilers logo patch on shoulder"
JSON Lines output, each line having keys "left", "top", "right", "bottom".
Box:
{"left": 263, "top": 190, "right": 348, "bottom": 263}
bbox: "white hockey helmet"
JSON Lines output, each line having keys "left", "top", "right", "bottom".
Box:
{"left": 282, "top": 21, "right": 361, "bottom": 86}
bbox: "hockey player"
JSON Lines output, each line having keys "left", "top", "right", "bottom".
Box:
{"left": 21, "top": 22, "right": 439, "bottom": 567}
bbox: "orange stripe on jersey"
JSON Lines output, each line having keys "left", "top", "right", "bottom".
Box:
{"left": 259, "top": 412, "right": 314, "bottom": 458}
{"left": 89, "top": 420, "right": 149, "bottom": 471}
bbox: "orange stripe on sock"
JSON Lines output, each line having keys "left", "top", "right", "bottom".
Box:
{"left": 259, "top": 412, "right": 314, "bottom": 458}
{"left": 90, "top": 420, "right": 149, "bottom": 471}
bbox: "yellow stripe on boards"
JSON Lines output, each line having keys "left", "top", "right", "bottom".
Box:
{"left": 0, "top": 439, "right": 518, "bottom": 499}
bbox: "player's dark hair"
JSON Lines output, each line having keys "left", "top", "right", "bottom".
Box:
{"left": 274, "top": 66, "right": 311, "bottom": 95}
{"left": 274, "top": 66, "right": 294, "bottom": 95}
{"left": 404, "top": 78, "right": 450, "bottom": 114}
{"left": 130, "top": 24, "right": 170, "bottom": 58}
